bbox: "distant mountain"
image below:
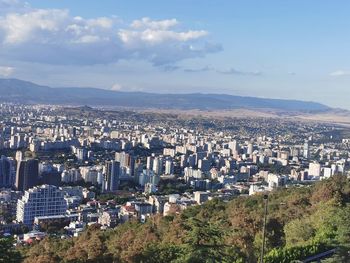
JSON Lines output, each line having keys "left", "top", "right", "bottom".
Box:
{"left": 0, "top": 78, "right": 330, "bottom": 112}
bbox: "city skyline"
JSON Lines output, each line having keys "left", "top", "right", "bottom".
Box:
{"left": 1, "top": 0, "right": 350, "bottom": 109}
{"left": 0, "top": 102, "right": 348, "bottom": 262}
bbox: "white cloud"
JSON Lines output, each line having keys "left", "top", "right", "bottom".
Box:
{"left": 184, "top": 66, "right": 262, "bottom": 76}
{"left": 131, "top": 17, "right": 178, "bottom": 30}
{"left": 0, "top": 3, "right": 220, "bottom": 66}
{"left": 217, "top": 67, "right": 262, "bottom": 76}
{"left": 73, "top": 35, "right": 102, "bottom": 44}
{"left": 119, "top": 29, "right": 208, "bottom": 46}
{"left": 109, "top": 82, "right": 144, "bottom": 92}
{"left": 0, "top": 9, "right": 69, "bottom": 44}
{"left": 184, "top": 65, "right": 213, "bottom": 73}
{"left": 86, "top": 17, "right": 113, "bottom": 29}
{"left": 110, "top": 83, "right": 123, "bottom": 91}
{"left": 329, "top": 70, "right": 350, "bottom": 77}
{"left": 0, "top": 66, "right": 14, "bottom": 76}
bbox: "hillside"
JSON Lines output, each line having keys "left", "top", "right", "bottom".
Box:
{"left": 9, "top": 176, "right": 350, "bottom": 263}
{"left": 0, "top": 78, "right": 330, "bottom": 112}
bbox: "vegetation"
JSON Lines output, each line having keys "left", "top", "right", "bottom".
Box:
{"left": 157, "top": 178, "right": 193, "bottom": 195}
{"left": 38, "top": 219, "right": 71, "bottom": 234}
{"left": 258, "top": 163, "right": 291, "bottom": 175}
{"left": 10, "top": 176, "right": 350, "bottom": 262}
{"left": 96, "top": 193, "right": 131, "bottom": 205}
{"left": 0, "top": 237, "right": 22, "bottom": 263}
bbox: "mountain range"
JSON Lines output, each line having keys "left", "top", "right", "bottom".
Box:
{"left": 0, "top": 78, "right": 330, "bottom": 112}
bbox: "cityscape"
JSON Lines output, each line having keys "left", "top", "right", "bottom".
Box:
{"left": 1, "top": 0, "right": 350, "bottom": 263}
{"left": 0, "top": 103, "right": 349, "bottom": 262}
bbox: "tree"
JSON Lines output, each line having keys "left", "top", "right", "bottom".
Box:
{"left": 137, "top": 243, "right": 184, "bottom": 263}
{"left": 326, "top": 205, "right": 350, "bottom": 262}
{"left": 0, "top": 238, "right": 22, "bottom": 263}
{"left": 180, "top": 218, "right": 242, "bottom": 262}
{"left": 284, "top": 218, "right": 315, "bottom": 246}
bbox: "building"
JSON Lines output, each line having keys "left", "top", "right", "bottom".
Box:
{"left": 0, "top": 156, "right": 15, "bottom": 188}
{"left": 34, "top": 214, "right": 79, "bottom": 230}
{"left": 16, "top": 185, "right": 68, "bottom": 225}
{"left": 80, "top": 166, "right": 100, "bottom": 184}
{"left": 249, "top": 184, "right": 269, "bottom": 195}
{"left": 61, "top": 169, "right": 81, "bottom": 183}
{"left": 309, "top": 162, "right": 321, "bottom": 177}
{"left": 194, "top": 191, "right": 209, "bottom": 204}
{"left": 267, "top": 174, "right": 287, "bottom": 188}
{"left": 134, "top": 202, "right": 153, "bottom": 219}
{"left": 322, "top": 167, "right": 332, "bottom": 178}
{"left": 98, "top": 209, "right": 119, "bottom": 228}
{"left": 148, "top": 195, "right": 166, "bottom": 214}
{"left": 115, "top": 152, "right": 134, "bottom": 169}
{"left": 76, "top": 148, "right": 88, "bottom": 161}
{"left": 303, "top": 141, "right": 310, "bottom": 159}
{"left": 138, "top": 169, "right": 160, "bottom": 187}
{"left": 247, "top": 143, "right": 253, "bottom": 156}
{"left": 152, "top": 157, "right": 163, "bottom": 175}
{"left": 15, "top": 159, "right": 39, "bottom": 191}
{"left": 104, "top": 160, "right": 120, "bottom": 192}
{"left": 198, "top": 158, "right": 210, "bottom": 172}
{"left": 165, "top": 159, "right": 174, "bottom": 175}
{"left": 228, "top": 140, "right": 239, "bottom": 154}
{"left": 144, "top": 183, "right": 157, "bottom": 194}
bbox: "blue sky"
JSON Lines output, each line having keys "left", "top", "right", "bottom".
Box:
{"left": 0, "top": 0, "right": 350, "bottom": 109}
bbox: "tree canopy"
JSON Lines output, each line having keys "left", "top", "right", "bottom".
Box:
{"left": 14, "top": 175, "right": 350, "bottom": 262}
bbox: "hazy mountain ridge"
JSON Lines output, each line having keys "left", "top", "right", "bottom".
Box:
{"left": 0, "top": 78, "right": 330, "bottom": 112}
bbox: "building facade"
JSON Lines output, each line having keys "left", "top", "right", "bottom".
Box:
{"left": 17, "top": 185, "right": 67, "bottom": 225}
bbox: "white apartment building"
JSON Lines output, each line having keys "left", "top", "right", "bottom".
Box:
{"left": 17, "top": 185, "right": 67, "bottom": 225}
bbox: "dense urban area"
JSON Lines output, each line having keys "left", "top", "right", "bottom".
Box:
{"left": 1, "top": 103, "right": 350, "bottom": 262}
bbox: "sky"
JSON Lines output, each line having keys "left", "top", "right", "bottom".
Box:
{"left": 0, "top": 0, "right": 350, "bottom": 109}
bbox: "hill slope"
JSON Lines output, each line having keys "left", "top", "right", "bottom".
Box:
{"left": 13, "top": 176, "right": 350, "bottom": 263}
{"left": 0, "top": 78, "right": 330, "bottom": 112}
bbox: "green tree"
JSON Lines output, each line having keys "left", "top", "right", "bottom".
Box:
{"left": 180, "top": 218, "right": 241, "bottom": 262}
{"left": 284, "top": 218, "right": 315, "bottom": 246}
{"left": 0, "top": 238, "right": 22, "bottom": 263}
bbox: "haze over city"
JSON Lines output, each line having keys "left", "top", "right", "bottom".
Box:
{"left": 0, "top": 0, "right": 350, "bottom": 108}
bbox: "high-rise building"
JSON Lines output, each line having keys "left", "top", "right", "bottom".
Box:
{"left": 247, "top": 143, "right": 254, "bottom": 156}
{"left": 152, "top": 157, "right": 163, "bottom": 175}
{"left": 146, "top": 156, "right": 153, "bottom": 170}
{"left": 105, "top": 160, "right": 120, "bottom": 192}
{"left": 165, "top": 159, "right": 174, "bottom": 175}
{"left": 76, "top": 148, "right": 88, "bottom": 161}
{"left": 15, "top": 159, "right": 39, "bottom": 191}
{"left": 115, "top": 151, "right": 135, "bottom": 177}
{"left": 228, "top": 140, "right": 239, "bottom": 154}
{"left": 0, "top": 156, "right": 15, "bottom": 188}
{"left": 15, "top": 151, "right": 23, "bottom": 162}
{"left": 16, "top": 184, "right": 67, "bottom": 225}
{"left": 198, "top": 158, "right": 210, "bottom": 172}
{"left": 303, "top": 141, "right": 309, "bottom": 159}
{"left": 10, "top": 134, "right": 26, "bottom": 149}
{"left": 138, "top": 169, "right": 160, "bottom": 187}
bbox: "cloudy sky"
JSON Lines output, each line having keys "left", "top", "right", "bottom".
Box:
{"left": 1, "top": 0, "right": 350, "bottom": 109}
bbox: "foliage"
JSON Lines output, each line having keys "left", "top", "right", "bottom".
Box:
{"left": 0, "top": 237, "right": 22, "bottom": 263}
{"left": 38, "top": 218, "right": 71, "bottom": 234}
{"left": 157, "top": 178, "right": 192, "bottom": 195}
{"left": 264, "top": 241, "right": 331, "bottom": 263}
{"left": 96, "top": 193, "right": 130, "bottom": 204}
{"left": 17, "top": 176, "right": 350, "bottom": 263}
